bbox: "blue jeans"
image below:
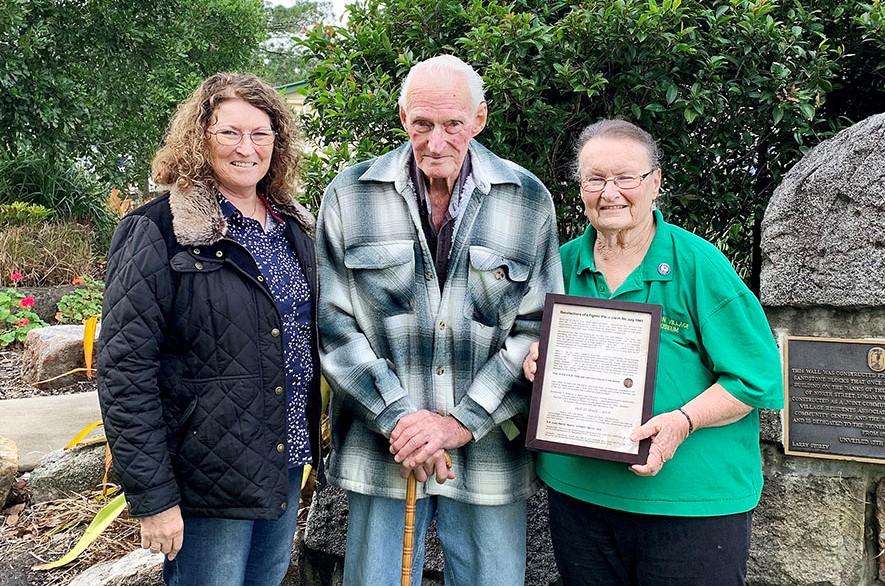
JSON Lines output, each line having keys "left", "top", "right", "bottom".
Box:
{"left": 343, "top": 490, "right": 527, "bottom": 586}
{"left": 163, "top": 466, "right": 303, "bottom": 586}
{"left": 547, "top": 487, "right": 753, "bottom": 586}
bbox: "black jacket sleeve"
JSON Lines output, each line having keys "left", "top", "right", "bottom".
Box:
{"left": 98, "top": 214, "right": 179, "bottom": 517}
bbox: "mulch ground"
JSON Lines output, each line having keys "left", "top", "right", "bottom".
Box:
{"left": 1, "top": 347, "right": 139, "bottom": 586}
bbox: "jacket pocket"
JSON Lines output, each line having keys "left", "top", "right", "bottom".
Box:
{"left": 167, "top": 396, "right": 199, "bottom": 456}
{"left": 344, "top": 240, "right": 416, "bottom": 316}
{"left": 464, "top": 245, "right": 530, "bottom": 327}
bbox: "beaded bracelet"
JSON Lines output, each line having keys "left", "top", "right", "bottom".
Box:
{"left": 678, "top": 407, "right": 694, "bottom": 434}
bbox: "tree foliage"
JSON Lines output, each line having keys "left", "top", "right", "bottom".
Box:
{"left": 299, "top": 0, "right": 884, "bottom": 286}
{"left": 0, "top": 0, "right": 267, "bottom": 187}
{"left": 254, "top": 0, "right": 335, "bottom": 86}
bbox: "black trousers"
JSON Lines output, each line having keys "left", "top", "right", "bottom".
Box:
{"left": 547, "top": 487, "right": 753, "bottom": 586}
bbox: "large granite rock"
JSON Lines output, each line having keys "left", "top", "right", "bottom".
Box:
{"left": 0, "top": 437, "right": 18, "bottom": 506}
{"left": 749, "top": 469, "right": 866, "bottom": 585}
{"left": 760, "top": 113, "right": 885, "bottom": 307}
{"left": 300, "top": 485, "right": 559, "bottom": 585}
{"left": 21, "top": 324, "right": 99, "bottom": 389}
{"left": 29, "top": 443, "right": 111, "bottom": 503}
{"left": 68, "top": 548, "right": 163, "bottom": 586}
{"left": 878, "top": 480, "right": 885, "bottom": 581}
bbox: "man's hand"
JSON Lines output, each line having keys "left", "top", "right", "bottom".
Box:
{"left": 398, "top": 449, "right": 454, "bottom": 483}
{"left": 390, "top": 410, "right": 472, "bottom": 483}
{"left": 139, "top": 505, "right": 184, "bottom": 561}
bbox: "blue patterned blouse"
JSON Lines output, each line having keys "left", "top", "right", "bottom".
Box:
{"left": 218, "top": 192, "right": 313, "bottom": 468}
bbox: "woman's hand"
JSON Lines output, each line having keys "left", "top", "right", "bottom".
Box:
{"left": 628, "top": 410, "right": 691, "bottom": 477}
{"left": 628, "top": 384, "right": 753, "bottom": 476}
{"left": 523, "top": 341, "right": 540, "bottom": 382}
{"left": 140, "top": 505, "right": 184, "bottom": 560}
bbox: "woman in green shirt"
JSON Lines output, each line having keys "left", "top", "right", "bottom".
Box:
{"left": 523, "top": 119, "right": 783, "bottom": 585}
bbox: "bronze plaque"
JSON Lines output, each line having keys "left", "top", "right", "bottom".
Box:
{"left": 784, "top": 336, "right": 885, "bottom": 464}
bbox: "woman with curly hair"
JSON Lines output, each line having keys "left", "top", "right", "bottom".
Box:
{"left": 98, "top": 72, "right": 322, "bottom": 586}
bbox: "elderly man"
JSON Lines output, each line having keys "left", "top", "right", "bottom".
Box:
{"left": 316, "top": 55, "right": 563, "bottom": 584}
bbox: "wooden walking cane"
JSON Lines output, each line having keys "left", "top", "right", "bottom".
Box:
{"left": 401, "top": 471, "right": 418, "bottom": 586}
{"left": 402, "top": 451, "right": 451, "bottom": 586}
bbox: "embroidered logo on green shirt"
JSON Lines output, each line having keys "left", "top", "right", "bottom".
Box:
{"left": 661, "top": 316, "right": 689, "bottom": 334}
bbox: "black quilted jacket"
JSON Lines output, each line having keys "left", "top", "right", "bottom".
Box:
{"left": 98, "top": 184, "right": 322, "bottom": 520}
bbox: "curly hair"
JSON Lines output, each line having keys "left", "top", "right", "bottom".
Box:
{"left": 151, "top": 72, "right": 302, "bottom": 202}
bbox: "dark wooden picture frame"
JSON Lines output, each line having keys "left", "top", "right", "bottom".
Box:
{"left": 526, "top": 294, "right": 661, "bottom": 465}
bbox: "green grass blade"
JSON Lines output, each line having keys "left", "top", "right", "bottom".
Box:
{"left": 32, "top": 493, "right": 128, "bottom": 570}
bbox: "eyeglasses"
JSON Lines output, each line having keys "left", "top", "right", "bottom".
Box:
{"left": 408, "top": 119, "right": 469, "bottom": 135}
{"left": 580, "top": 170, "right": 655, "bottom": 192}
{"left": 207, "top": 129, "right": 276, "bottom": 146}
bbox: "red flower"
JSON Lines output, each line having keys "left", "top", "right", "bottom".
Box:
{"left": 72, "top": 276, "right": 84, "bottom": 285}
{"left": 10, "top": 272, "right": 23, "bottom": 282}
{"left": 19, "top": 297, "right": 35, "bottom": 308}
{"left": 16, "top": 318, "right": 30, "bottom": 328}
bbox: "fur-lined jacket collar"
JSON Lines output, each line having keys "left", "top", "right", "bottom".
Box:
{"left": 166, "top": 183, "right": 316, "bottom": 247}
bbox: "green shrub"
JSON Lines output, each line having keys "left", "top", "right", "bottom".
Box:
{"left": 0, "top": 223, "right": 102, "bottom": 287}
{"left": 56, "top": 275, "right": 104, "bottom": 324}
{"left": 297, "top": 0, "right": 883, "bottom": 285}
{"left": 0, "top": 150, "right": 116, "bottom": 247}
{"left": 0, "top": 201, "right": 54, "bottom": 225}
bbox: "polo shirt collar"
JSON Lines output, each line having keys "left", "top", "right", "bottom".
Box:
{"left": 640, "top": 209, "right": 675, "bottom": 282}
{"left": 575, "top": 209, "right": 674, "bottom": 283}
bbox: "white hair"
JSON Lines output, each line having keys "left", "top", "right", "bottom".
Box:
{"left": 398, "top": 55, "right": 485, "bottom": 113}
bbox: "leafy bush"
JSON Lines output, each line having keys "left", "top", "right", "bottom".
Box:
{"left": 0, "top": 223, "right": 102, "bottom": 287}
{"left": 299, "top": 0, "right": 883, "bottom": 286}
{"left": 0, "top": 150, "right": 116, "bottom": 246}
{"left": 0, "top": 0, "right": 267, "bottom": 189}
{"left": 56, "top": 276, "right": 105, "bottom": 324}
{"left": 0, "top": 201, "right": 54, "bottom": 225}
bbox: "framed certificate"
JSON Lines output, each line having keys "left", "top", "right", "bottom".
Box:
{"left": 526, "top": 294, "right": 661, "bottom": 464}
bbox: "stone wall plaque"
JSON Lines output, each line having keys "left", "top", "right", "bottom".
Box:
{"left": 784, "top": 336, "right": 885, "bottom": 464}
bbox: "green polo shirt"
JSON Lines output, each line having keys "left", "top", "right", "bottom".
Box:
{"left": 537, "top": 210, "right": 783, "bottom": 517}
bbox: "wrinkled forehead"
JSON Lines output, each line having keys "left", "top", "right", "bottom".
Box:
{"left": 579, "top": 135, "right": 653, "bottom": 170}
{"left": 402, "top": 72, "right": 475, "bottom": 116}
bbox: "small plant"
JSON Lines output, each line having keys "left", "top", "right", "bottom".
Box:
{"left": 0, "top": 201, "right": 55, "bottom": 225}
{"left": 0, "top": 222, "right": 102, "bottom": 286}
{"left": 0, "top": 272, "right": 48, "bottom": 347}
{"left": 57, "top": 276, "right": 104, "bottom": 324}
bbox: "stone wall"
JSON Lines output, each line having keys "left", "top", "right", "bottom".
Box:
{"left": 755, "top": 113, "right": 885, "bottom": 586}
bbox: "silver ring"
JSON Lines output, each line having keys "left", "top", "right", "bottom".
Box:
{"left": 149, "top": 547, "right": 161, "bottom": 553}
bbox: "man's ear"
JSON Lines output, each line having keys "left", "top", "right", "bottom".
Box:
{"left": 471, "top": 102, "right": 488, "bottom": 137}
{"left": 399, "top": 105, "right": 409, "bottom": 131}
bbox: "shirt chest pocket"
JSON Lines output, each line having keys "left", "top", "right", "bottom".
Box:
{"left": 464, "top": 245, "right": 531, "bottom": 328}
{"left": 344, "top": 240, "right": 416, "bottom": 316}
{"left": 170, "top": 251, "right": 224, "bottom": 274}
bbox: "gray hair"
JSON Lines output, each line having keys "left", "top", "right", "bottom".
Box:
{"left": 572, "top": 119, "right": 662, "bottom": 180}
{"left": 398, "top": 55, "right": 485, "bottom": 113}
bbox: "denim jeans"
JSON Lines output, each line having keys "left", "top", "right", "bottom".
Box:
{"left": 343, "top": 490, "right": 527, "bottom": 586}
{"left": 163, "top": 465, "right": 303, "bottom": 586}
{"left": 547, "top": 487, "right": 753, "bottom": 586}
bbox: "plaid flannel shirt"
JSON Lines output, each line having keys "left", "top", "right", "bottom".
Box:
{"left": 316, "top": 140, "right": 563, "bottom": 504}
